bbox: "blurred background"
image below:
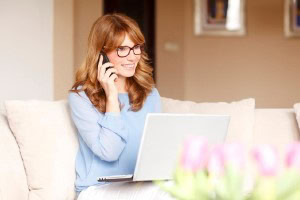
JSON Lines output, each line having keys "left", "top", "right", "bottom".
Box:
{"left": 0, "top": 0, "right": 300, "bottom": 108}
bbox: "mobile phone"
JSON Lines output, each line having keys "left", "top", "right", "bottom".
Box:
{"left": 101, "top": 51, "right": 110, "bottom": 65}
{"left": 98, "top": 51, "right": 115, "bottom": 76}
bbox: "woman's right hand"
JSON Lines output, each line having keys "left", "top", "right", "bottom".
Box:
{"left": 97, "top": 55, "right": 119, "bottom": 100}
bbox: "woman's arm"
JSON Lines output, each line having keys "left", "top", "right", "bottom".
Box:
{"left": 68, "top": 92, "right": 128, "bottom": 162}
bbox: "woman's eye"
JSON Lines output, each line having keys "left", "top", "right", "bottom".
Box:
{"left": 134, "top": 45, "right": 140, "bottom": 50}
{"left": 118, "top": 47, "right": 127, "bottom": 51}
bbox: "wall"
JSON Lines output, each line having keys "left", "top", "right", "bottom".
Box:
{"left": 54, "top": 0, "right": 74, "bottom": 100}
{"left": 0, "top": 0, "right": 102, "bottom": 101}
{"left": 74, "top": 0, "right": 102, "bottom": 71}
{"left": 0, "top": 0, "right": 54, "bottom": 101}
{"left": 157, "top": 0, "right": 300, "bottom": 108}
{"left": 54, "top": 0, "right": 102, "bottom": 99}
{"left": 156, "top": 0, "right": 186, "bottom": 100}
{"left": 3, "top": 0, "right": 299, "bottom": 107}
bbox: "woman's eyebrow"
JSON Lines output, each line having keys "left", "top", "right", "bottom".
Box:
{"left": 118, "top": 44, "right": 139, "bottom": 48}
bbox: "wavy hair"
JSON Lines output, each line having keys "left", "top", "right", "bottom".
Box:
{"left": 70, "top": 13, "right": 155, "bottom": 112}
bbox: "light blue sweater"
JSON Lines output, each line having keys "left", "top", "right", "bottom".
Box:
{"left": 68, "top": 88, "right": 161, "bottom": 193}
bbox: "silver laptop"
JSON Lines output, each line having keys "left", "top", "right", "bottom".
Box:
{"left": 98, "top": 113, "right": 230, "bottom": 182}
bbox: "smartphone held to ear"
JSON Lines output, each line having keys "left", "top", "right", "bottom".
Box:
{"left": 98, "top": 51, "right": 115, "bottom": 77}
{"left": 101, "top": 52, "right": 110, "bottom": 65}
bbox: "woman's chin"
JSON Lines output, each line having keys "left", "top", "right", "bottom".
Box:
{"left": 119, "top": 70, "right": 136, "bottom": 78}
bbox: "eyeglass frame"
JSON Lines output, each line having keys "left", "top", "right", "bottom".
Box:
{"left": 115, "top": 44, "right": 144, "bottom": 58}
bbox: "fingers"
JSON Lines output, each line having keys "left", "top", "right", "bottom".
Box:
{"left": 110, "top": 73, "right": 118, "bottom": 82}
{"left": 97, "top": 58, "right": 114, "bottom": 82}
{"left": 97, "top": 55, "right": 118, "bottom": 88}
{"left": 97, "top": 54, "right": 103, "bottom": 70}
{"left": 97, "top": 55, "right": 103, "bottom": 81}
{"left": 99, "top": 63, "right": 111, "bottom": 81}
{"left": 97, "top": 55, "right": 104, "bottom": 79}
{"left": 103, "top": 67, "right": 117, "bottom": 80}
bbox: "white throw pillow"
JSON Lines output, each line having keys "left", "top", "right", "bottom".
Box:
{"left": 161, "top": 98, "right": 255, "bottom": 147}
{"left": 0, "top": 103, "right": 29, "bottom": 200}
{"left": 5, "top": 100, "right": 78, "bottom": 200}
{"left": 294, "top": 103, "right": 300, "bottom": 130}
{"left": 0, "top": 102, "right": 6, "bottom": 115}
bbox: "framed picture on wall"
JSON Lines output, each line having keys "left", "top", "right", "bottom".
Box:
{"left": 194, "top": 0, "right": 246, "bottom": 36}
{"left": 284, "top": 0, "right": 300, "bottom": 37}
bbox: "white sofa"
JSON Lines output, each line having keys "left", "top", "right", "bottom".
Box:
{"left": 0, "top": 97, "right": 299, "bottom": 200}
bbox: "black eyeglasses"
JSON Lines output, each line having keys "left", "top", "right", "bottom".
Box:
{"left": 116, "top": 44, "right": 144, "bottom": 58}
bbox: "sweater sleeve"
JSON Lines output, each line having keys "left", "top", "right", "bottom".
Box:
{"left": 68, "top": 92, "right": 128, "bottom": 162}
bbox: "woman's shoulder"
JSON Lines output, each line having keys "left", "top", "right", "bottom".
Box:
{"left": 145, "top": 87, "right": 161, "bottom": 112}
{"left": 148, "top": 87, "right": 160, "bottom": 97}
{"left": 68, "top": 88, "right": 91, "bottom": 105}
{"left": 145, "top": 88, "right": 161, "bottom": 104}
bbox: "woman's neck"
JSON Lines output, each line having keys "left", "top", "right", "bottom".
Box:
{"left": 115, "top": 77, "right": 127, "bottom": 93}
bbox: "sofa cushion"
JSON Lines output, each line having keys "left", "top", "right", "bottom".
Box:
{"left": 294, "top": 103, "right": 300, "bottom": 130}
{"left": 161, "top": 98, "right": 255, "bottom": 147}
{"left": 253, "top": 109, "right": 300, "bottom": 171}
{"left": 253, "top": 109, "right": 299, "bottom": 146}
{"left": 5, "top": 100, "right": 78, "bottom": 200}
{"left": 0, "top": 102, "right": 29, "bottom": 200}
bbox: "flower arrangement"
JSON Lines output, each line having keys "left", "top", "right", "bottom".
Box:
{"left": 158, "top": 136, "right": 300, "bottom": 200}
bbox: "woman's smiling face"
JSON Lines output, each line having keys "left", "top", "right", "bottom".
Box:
{"left": 106, "top": 34, "right": 141, "bottom": 80}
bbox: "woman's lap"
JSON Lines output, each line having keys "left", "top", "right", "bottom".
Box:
{"left": 77, "top": 182, "right": 174, "bottom": 200}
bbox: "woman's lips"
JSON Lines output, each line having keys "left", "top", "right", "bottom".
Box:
{"left": 122, "top": 64, "right": 135, "bottom": 69}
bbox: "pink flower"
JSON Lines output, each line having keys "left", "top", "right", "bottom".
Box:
{"left": 181, "top": 136, "right": 209, "bottom": 172}
{"left": 253, "top": 145, "right": 279, "bottom": 176}
{"left": 285, "top": 142, "right": 300, "bottom": 169}
{"left": 207, "top": 143, "right": 245, "bottom": 176}
{"left": 223, "top": 143, "right": 245, "bottom": 170}
{"left": 207, "top": 144, "right": 225, "bottom": 176}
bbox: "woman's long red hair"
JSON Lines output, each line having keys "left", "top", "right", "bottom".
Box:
{"left": 70, "top": 13, "right": 155, "bottom": 112}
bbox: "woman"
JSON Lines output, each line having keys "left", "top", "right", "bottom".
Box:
{"left": 69, "top": 13, "right": 171, "bottom": 199}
